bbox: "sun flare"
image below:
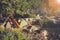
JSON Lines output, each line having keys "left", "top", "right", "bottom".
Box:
{"left": 57, "top": 0, "right": 60, "bottom": 3}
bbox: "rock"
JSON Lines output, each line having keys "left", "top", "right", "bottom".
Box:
{"left": 20, "top": 19, "right": 28, "bottom": 28}
{"left": 6, "top": 22, "right": 11, "bottom": 29}
{"left": 30, "top": 25, "right": 40, "bottom": 32}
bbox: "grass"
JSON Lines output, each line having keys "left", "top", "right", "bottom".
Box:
{"left": 0, "top": 26, "right": 30, "bottom": 40}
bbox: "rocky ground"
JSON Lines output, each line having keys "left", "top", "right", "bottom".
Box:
{"left": 22, "top": 25, "right": 60, "bottom": 40}
{"left": 0, "top": 23, "right": 60, "bottom": 40}
{"left": 0, "top": 18, "right": 60, "bottom": 40}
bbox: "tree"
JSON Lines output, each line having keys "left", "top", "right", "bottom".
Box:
{"left": 0, "top": 0, "right": 48, "bottom": 17}
{"left": 0, "top": 0, "right": 31, "bottom": 15}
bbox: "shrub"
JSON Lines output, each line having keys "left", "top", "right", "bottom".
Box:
{"left": 0, "top": 26, "right": 30, "bottom": 40}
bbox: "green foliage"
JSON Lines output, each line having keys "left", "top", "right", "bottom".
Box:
{"left": 0, "top": 0, "right": 45, "bottom": 17}
{"left": 13, "top": 28, "right": 30, "bottom": 40}
{"left": 1, "top": 0, "right": 31, "bottom": 14}
{"left": 29, "top": 14, "right": 35, "bottom": 18}
{"left": 3, "top": 33, "right": 14, "bottom": 40}
{"left": 0, "top": 26, "right": 4, "bottom": 31}
{"left": 0, "top": 0, "right": 23, "bottom": 14}
{"left": 32, "top": 19, "right": 49, "bottom": 26}
{"left": 0, "top": 26, "right": 30, "bottom": 40}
